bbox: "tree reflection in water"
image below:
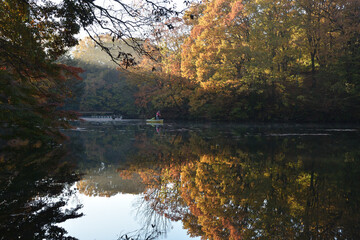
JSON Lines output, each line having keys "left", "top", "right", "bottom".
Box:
{"left": 0, "top": 134, "right": 82, "bottom": 240}
{"left": 117, "top": 126, "right": 360, "bottom": 240}
{"left": 4, "top": 122, "right": 359, "bottom": 239}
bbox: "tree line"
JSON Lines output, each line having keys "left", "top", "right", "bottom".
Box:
{"left": 62, "top": 0, "right": 360, "bottom": 121}
{"left": 1, "top": 0, "right": 359, "bottom": 140}
{"left": 123, "top": 0, "right": 360, "bottom": 121}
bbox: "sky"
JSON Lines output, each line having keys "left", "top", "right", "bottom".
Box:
{"left": 75, "top": 0, "right": 190, "bottom": 40}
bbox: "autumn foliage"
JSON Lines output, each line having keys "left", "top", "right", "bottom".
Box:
{"left": 126, "top": 0, "right": 360, "bottom": 122}
{"left": 0, "top": 0, "right": 84, "bottom": 141}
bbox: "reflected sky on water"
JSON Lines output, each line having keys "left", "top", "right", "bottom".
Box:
{"left": 58, "top": 190, "right": 196, "bottom": 240}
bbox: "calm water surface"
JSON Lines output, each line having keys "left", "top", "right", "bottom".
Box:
{"left": 1, "top": 121, "right": 359, "bottom": 239}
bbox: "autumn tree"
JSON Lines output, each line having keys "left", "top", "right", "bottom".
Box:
{"left": 1, "top": 0, "right": 183, "bottom": 140}
{"left": 180, "top": 0, "right": 251, "bottom": 119}
{"left": 0, "top": 0, "right": 85, "bottom": 141}
{"left": 289, "top": 0, "right": 360, "bottom": 119}
{"left": 124, "top": 18, "right": 197, "bottom": 119}
{"left": 178, "top": 0, "right": 360, "bottom": 121}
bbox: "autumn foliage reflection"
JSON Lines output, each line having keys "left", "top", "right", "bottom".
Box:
{"left": 119, "top": 130, "right": 360, "bottom": 239}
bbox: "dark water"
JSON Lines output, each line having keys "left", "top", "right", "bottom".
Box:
{"left": 1, "top": 121, "right": 359, "bottom": 239}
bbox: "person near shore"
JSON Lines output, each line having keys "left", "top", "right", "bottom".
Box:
{"left": 156, "top": 110, "right": 161, "bottom": 120}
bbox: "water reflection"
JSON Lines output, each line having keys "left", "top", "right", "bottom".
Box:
{"left": 64, "top": 122, "right": 360, "bottom": 240}
{"left": 0, "top": 134, "right": 82, "bottom": 239}
{"left": 2, "top": 123, "right": 359, "bottom": 239}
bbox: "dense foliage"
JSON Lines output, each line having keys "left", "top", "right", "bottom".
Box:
{"left": 1, "top": 0, "right": 359, "bottom": 138}
{"left": 0, "top": 0, "right": 86, "bottom": 140}
{"left": 126, "top": 0, "right": 360, "bottom": 122}
{"left": 0, "top": 0, "right": 179, "bottom": 140}
{"left": 60, "top": 36, "right": 141, "bottom": 118}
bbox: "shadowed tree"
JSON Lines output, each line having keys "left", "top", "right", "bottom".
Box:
{"left": 1, "top": 0, "right": 185, "bottom": 140}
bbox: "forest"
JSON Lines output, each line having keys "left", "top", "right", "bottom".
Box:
{"left": 1, "top": 0, "right": 360, "bottom": 139}
{"left": 63, "top": 0, "right": 360, "bottom": 122}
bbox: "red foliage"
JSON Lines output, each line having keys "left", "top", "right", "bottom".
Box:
{"left": 57, "top": 64, "right": 84, "bottom": 81}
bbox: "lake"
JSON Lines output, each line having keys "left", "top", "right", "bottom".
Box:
{"left": 1, "top": 121, "right": 359, "bottom": 239}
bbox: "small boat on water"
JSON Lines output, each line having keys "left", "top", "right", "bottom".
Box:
{"left": 146, "top": 119, "right": 164, "bottom": 124}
